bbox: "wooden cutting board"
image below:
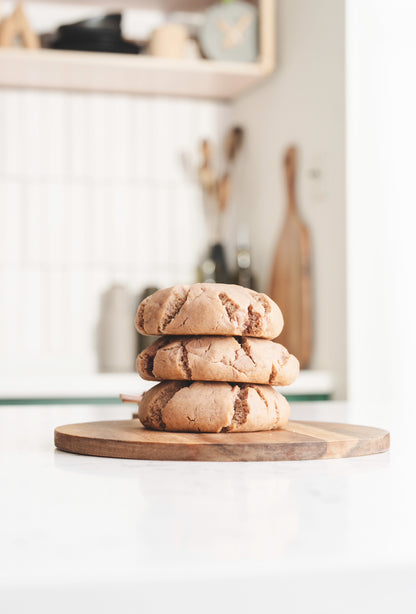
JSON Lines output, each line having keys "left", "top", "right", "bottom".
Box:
{"left": 55, "top": 420, "right": 389, "bottom": 462}
{"left": 269, "top": 146, "right": 312, "bottom": 367}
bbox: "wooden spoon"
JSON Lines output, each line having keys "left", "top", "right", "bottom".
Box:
{"left": 216, "top": 126, "right": 245, "bottom": 215}
{"left": 198, "top": 139, "right": 216, "bottom": 194}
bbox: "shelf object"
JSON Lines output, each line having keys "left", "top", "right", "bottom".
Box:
{"left": 0, "top": 0, "right": 275, "bottom": 99}
{"left": 0, "top": 3, "right": 40, "bottom": 49}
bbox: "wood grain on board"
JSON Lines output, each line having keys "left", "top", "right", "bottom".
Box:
{"left": 55, "top": 420, "right": 390, "bottom": 462}
{"left": 269, "top": 146, "right": 312, "bottom": 367}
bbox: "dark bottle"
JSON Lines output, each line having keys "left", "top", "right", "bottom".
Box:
{"left": 233, "top": 231, "right": 257, "bottom": 290}
{"left": 210, "top": 242, "right": 229, "bottom": 283}
{"left": 199, "top": 242, "right": 229, "bottom": 283}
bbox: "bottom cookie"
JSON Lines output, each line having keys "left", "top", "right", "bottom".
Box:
{"left": 138, "top": 381, "right": 290, "bottom": 433}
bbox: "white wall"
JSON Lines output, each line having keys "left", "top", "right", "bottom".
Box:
{"left": 346, "top": 0, "right": 416, "bottom": 422}
{"left": 0, "top": 90, "right": 227, "bottom": 375}
{"left": 230, "top": 0, "right": 346, "bottom": 397}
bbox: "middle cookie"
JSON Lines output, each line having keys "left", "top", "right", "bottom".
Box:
{"left": 137, "top": 335, "right": 299, "bottom": 386}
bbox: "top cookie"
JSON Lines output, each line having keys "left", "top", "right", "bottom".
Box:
{"left": 135, "top": 283, "right": 284, "bottom": 339}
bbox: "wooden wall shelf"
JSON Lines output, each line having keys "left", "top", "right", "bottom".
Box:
{"left": 0, "top": 0, "right": 275, "bottom": 100}
{"left": 26, "top": 1, "right": 220, "bottom": 9}
{"left": 0, "top": 47, "right": 271, "bottom": 100}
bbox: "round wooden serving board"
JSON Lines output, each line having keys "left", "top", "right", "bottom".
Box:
{"left": 54, "top": 420, "right": 390, "bottom": 462}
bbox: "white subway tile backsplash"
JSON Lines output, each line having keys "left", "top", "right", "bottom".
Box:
{"left": 66, "top": 182, "right": 90, "bottom": 266}
{"left": 151, "top": 98, "right": 180, "bottom": 183}
{"left": 1, "top": 181, "right": 22, "bottom": 266}
{"left": 172, "top": 185, "right": 200, "bottom": 271}
{"left": 86, "top": 93, "right": 108, "bottom": 180}
{"left": 21, "top": 90, "right": 44, "bottom": 179}
{"left": 130, "top": 97, "right": 150, "bottom": 181}
{"left": 41, "top": 92, "right": 67, "bottom": 179}
{"left": 22, "top": 181, "right": 46, "bottom": 266}
{"left": 90, "top": 184, "right": 110, "bottom": 267}
{"left": 125, "top": 185, "right": 142, "bottom": 268}
{"left": 106, "top": 95, "right": 131, "bottom": 182}
{"left": 196, "top": 100, "right": 223, "bottom": 148}
{"left": 45, "top": 182, "right": 67, "bottom": 266}
{"left": 132, "top": 184, "right": 153, "bottom": 273}
{"left": 67, "top": 93, "right": 88, "bottom": 180}
{"left": 19, "top": 271, "right": 44, "bottom": 357}
{"left": 186, "top": 184, "right": 209, "bottom": 266}
{"left": 44, "top": 271, "right": 65, "bottom": 354}
{"left": 2, "top": 90, "right": 21, "bottom": 176}
{"left": 0, "top": 95, "right": 4, "bottom": 174}
{"left": 153, "top": 186, "right": 171, "bottom": 268}
{"left": 107, "top": 184, "right": 131, "bottom": 268}
{"left": 0, "top": 88, "right": 226, "bottom": 375}
{"left": 66, "top": 270, "right": 92, "bottom": 355}
{"left": 0, "top": 271, "right": 19, "bottom": 355}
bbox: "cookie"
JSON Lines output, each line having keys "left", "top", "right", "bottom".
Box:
{"left": 137, "top": 335, "right": 299, "bottom": 386}
{"left": 138, "top": 381, "right": 290, "bottom": 433}
{"left": 135, "top": 283, "right": 283, "bottom": 339}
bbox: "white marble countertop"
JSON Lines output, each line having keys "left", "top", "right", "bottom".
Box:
{"left": 0, "top": 402, "right": 414, "bottom": 614}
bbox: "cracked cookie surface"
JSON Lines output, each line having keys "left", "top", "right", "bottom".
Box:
{"left": 135, "top": 283, "right": 283, "bottom": 339}
{"left": 137, "top": 336, "right": 299, "bottom": 385}
{"left": 138, "top": 381, "right": 290, "bottom": 433}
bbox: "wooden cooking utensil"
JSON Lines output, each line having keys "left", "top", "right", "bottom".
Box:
{"left": 269, "top": 146, "right": 312, "bottom": 367}
{"left": 198, "top": 139, "right": 216, "bottom": 194}
{"left": 224, "top": 126, "right": 244, "bottom": 162}
{"left": 217, "top": 172, "right": 230, "bottom": 212}
{"left": 198, "top": 139, "right": 218, "bottom": 241}
{"left": 216, "top": 125, "right": 244, "bottom": 215}
{"left": 0, "top": 3, "right": 40, "bottom": 48}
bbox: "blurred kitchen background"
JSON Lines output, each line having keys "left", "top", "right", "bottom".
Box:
{"left": 0, "top": 0, "right": 414, "bottom": 421}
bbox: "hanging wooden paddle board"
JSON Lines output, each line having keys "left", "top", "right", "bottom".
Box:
{"left": 269, "top": 146, "right": 312, "bottom": 367}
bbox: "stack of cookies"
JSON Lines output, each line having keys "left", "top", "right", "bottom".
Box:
{"left": 134, "top": 283, "right": 299, "bottom": 433}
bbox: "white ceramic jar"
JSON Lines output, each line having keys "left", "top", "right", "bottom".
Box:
{"left": 97, "top": 284, "right": 136, "bottom": 373}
